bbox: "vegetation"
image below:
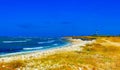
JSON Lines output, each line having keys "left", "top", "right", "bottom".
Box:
{"left": 0, "top": 59, "right": 25, "bottom": 70}
{"left": 0, "top": 37, "right": 120, "bottom": 70}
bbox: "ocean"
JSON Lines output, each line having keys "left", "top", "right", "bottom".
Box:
{"left": 0, "top": 37, "right": 70, "bottom": 57}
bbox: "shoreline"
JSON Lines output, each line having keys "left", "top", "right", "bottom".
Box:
{"left": 0, "top": 42, "right": 70, "bottom": 58}
{"left": 0, "top": 39, "right": 95, "bottom": 62}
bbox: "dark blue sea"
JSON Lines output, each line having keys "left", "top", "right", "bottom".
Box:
{"left": 0, "top": 37, "right": 70, "bottom": 57}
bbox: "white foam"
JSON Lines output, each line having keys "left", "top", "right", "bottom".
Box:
{"left": 38, "top": 40, "right": 55, "bottom": 44}
{"left": 2, "top": 40, "right": 27, "bottom": 43}
{"left": 23, "top": 47, "right": 43, "bottom": 50}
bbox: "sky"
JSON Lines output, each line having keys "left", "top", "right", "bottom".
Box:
{"left": 0, "top": 0, "right": 120, "bottom": 37}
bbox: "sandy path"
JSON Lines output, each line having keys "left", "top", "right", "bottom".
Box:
{"left": 101, "top": 39, "right": 120, "bottom": 47}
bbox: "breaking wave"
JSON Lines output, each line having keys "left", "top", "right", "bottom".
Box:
{"left": 23, "top": 47, "right": 43, "bottom": 50}
{"left": 38, "top": 40, "right": 55, "bottom": 44}
{"left": 2, "top": 40, "right": 27, "bottom": 43}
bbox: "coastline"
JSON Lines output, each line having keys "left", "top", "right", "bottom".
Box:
{"left": 0, "top": 39, "right": 95, "bottom": 62}
{"left": 0, "top": 42, "right": 70, "bottom": 58}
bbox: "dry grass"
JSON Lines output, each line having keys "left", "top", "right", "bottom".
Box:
{"left": 0, "top": 59, "right": 25, "bottom": 70}
{"left": 1, "top": 37, "right": 120, "bottom": 70}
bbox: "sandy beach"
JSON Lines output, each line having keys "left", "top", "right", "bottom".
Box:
{"left": 0, "top": 39, "right": 95, "bottom": 62}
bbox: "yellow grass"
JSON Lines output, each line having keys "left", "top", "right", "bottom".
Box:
{"left": 0, "top": 59, "right": 25, "bottom": 70}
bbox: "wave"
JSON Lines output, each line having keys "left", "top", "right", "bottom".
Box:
{"left": 53, "top": 43, "right": 58, "bottom": 46}
{"left": 38, "top": 40, "right": 55, "bottom": 44}
{"left": 23, "top": 47, "right": 43, "bottom": 50}
{"left": 2, "top": 40, "right": 28, "bottom": 43}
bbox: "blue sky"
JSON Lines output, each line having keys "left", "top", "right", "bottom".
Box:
{"left": 0, "top": 0, "right": 120, "bottom": 36}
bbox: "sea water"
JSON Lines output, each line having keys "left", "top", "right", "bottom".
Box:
{"left": 0, "top": 37, "right": 70, "bottom": 57}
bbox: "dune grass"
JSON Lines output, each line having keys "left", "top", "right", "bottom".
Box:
{"left": 0, "top": 37, "right": 120, "bottom": 70}
{"left": 0, "top": 59, "right": 25, "bottom": 70}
